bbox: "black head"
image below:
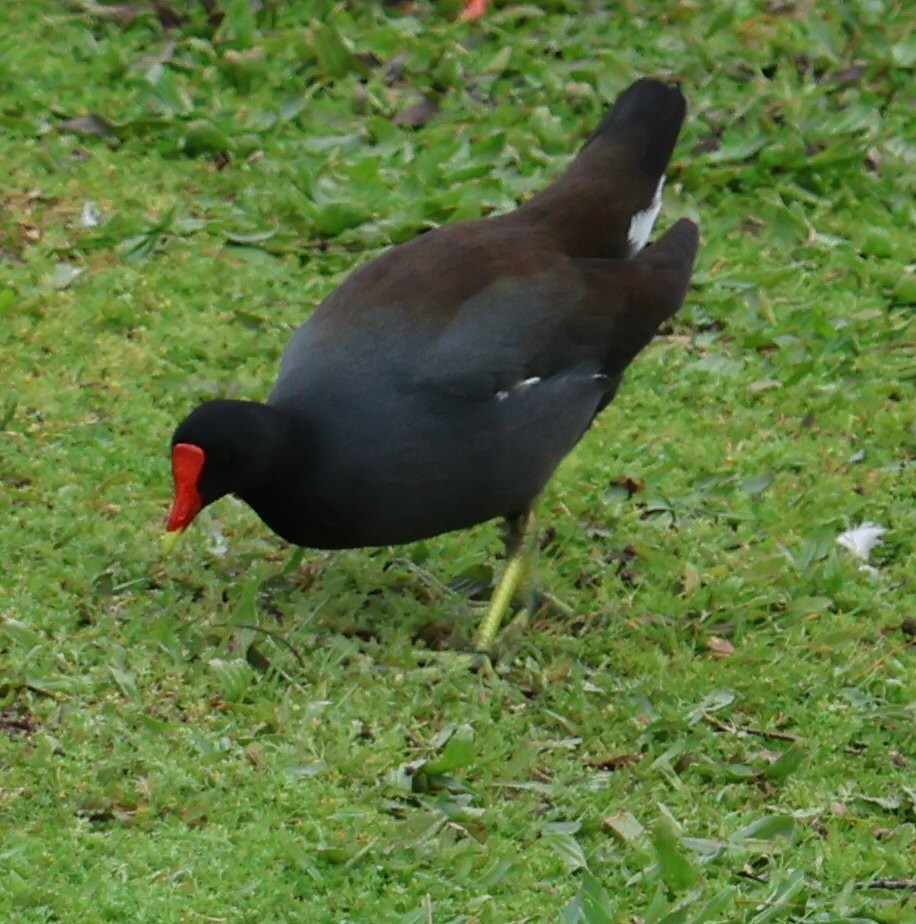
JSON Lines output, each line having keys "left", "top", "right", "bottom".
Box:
{"left": 166, "top": 399, "right": 297, "bottom": 534}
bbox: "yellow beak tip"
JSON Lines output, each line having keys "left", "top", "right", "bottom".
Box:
{"left": 161, "top": 530, "right": 183, "bottom": 554}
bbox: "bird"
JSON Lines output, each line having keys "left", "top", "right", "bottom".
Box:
{"left": 165, "top": 77, "right": 699, "bottom": 661}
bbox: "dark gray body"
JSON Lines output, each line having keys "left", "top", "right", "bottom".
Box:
{"left": 266, "top": 231, "right": 613, "bottom": 547}
{"left": 170, "top": 79, "right": 699, "bottom": 552}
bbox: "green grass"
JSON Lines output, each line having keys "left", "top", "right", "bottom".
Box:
{"left": 1, "top": 1, "right": 914, "bottom": 921}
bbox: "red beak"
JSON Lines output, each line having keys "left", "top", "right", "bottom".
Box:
{"left": 166, "top": 443, "right": 205, "bottom": 532}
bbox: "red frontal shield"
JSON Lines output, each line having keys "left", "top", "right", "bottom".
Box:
{"left": 166, "top": 443, "right": 205, "bottom": 531}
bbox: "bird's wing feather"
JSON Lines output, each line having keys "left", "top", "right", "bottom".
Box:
{"left": 408, "top": 265, "right": 589, "bottom": 399}
{"left": 410, "top": 218, "right": 698, "bottom": 401}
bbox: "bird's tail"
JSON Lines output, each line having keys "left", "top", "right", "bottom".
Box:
{"left": 575, "top": 217, "right": 698, "bottom": 409}
{"left": 630, "top": 217, "right": 699, "bottom": 324}
{"left": 516, "top": 78, "right": 688, "bottom": 260}
{"left": 581, "top": 78, "right": 686, "bottom": 182}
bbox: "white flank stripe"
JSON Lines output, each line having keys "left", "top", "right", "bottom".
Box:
{"left": 496, "top": 376, "right": 541, "bottom": 401}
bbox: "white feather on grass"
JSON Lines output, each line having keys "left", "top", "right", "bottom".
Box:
{"left": 836, "top": 522, "right": 887, "bottom": 575}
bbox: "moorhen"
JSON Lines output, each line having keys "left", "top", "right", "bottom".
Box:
{"left": 165, "top": 77, "right": 699, "bottom": 657}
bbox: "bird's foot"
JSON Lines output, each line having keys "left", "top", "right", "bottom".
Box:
{"left": 531, "top": 589, "right": 575, "bottom": 621}
{"left": 461, "top": 649, "right": 496, "bottom": 676}
{"left": 412, "top": 645, "right": 496, "bottom": 677}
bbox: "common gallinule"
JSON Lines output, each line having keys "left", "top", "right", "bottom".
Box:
{"left": 165, "top": 77, "right": 699, "bottom": 657}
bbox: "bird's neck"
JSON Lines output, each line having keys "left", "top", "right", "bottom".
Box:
{"left": 232, "top": 403, "right": 324, "bottom": 542}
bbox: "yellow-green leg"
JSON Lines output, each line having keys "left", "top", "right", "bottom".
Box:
{"left": 471, "top": 512, "right": 535, "bottom": 657}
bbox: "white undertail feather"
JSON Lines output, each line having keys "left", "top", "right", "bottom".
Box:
{"left": 627, "top": 177, "right": 664, "bottom": 254}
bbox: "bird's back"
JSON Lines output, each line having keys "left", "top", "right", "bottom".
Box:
{"left": 274, "top": 78, "right": 696, "bottom": 390}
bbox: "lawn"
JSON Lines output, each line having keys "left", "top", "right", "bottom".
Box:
{"left": 1, "top": 1, "right": 913, "bottom": 921}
